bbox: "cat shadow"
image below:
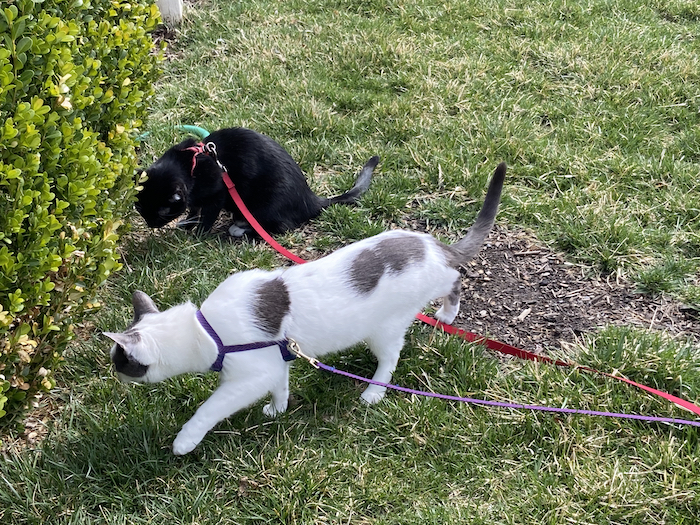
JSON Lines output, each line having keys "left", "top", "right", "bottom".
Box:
{"left": 46, "top": 361, "right": 365, "bottom": 472}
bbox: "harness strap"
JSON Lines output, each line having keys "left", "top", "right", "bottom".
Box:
{"left": 184, "top": 142, "right": 207, "bottom": 176}
{"left": 196, "top": 310, "right": 296, "bottom": 372}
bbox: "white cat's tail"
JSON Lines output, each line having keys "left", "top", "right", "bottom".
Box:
{"left": 326, "top": 156, "right": 380, "bottom": 205}
{"left": 450, "top": 162, "right": 506, "bottom": 261}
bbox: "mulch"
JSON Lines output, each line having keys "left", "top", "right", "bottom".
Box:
{"left": 452, "top": 225, "right": 699, "bottom": 354}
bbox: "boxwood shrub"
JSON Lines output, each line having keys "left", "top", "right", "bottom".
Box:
{"left": 0, "top": 0, "right": 161, "bottom": 424}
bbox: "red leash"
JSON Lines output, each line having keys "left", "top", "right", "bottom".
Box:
{"left": 188, "top": 142, "right": 306, "bottom": 265}
{"left": 189, "top": 141, "right": 700, "bottom": 418}
{"left": 416, "top": 313, "right": 700, "bottom": 416}
{"left": 221, "top": 172, "right": 307, "bottom": 265}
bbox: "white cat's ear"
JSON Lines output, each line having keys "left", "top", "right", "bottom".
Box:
{"left": 132, "top": 290, "right": 159, "bottom": 322}
{"left": 103, "top": 331, "right": 140, "bottom": 349}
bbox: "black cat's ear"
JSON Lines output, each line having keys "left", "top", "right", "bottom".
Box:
{"left": 132, "top": 290, "right": 159, "bottom": 322}
{"left": 175, "top": 137, "right": 198, "bottom": 150}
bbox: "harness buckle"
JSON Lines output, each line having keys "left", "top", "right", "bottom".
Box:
{"left": 288, "top": 339, "right": 319, "bottom": 368}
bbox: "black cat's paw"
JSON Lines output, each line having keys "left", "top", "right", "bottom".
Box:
{"left": 228, "top": 222, "right": 252, "bottom": 237}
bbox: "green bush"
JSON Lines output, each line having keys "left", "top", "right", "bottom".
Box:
{"left": 0, "top": 0, "right": 161, "bottom": 424}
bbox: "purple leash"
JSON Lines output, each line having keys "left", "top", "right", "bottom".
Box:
{"left": 191, "top": 321, "right": 700, "bottom": 428}
{"left": 314, "top": 361, "right": 700, "bottom": 428}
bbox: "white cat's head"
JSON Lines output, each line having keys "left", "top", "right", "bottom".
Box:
{"left": 104, "top": 291, "right": 207, "bottom": 383}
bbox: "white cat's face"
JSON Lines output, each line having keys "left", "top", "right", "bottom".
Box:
{"left": 105, "top": 291, "right": 216, "bottom": 383}
{"left": 105, "top": 291, "right": 208, "bottom": 384}
{"left": 108, "top": 331, "right": 150, "bottom": 382}
{"left": 104, "top": 291, "right": 162, "bottom": 383}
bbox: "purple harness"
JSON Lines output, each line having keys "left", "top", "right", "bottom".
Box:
{"left": 196, "top": 310, "right": 296, "bottom": 371}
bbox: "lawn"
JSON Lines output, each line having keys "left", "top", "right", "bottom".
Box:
{"left": 2, "top": 0, "right": 700, "bottom": 523}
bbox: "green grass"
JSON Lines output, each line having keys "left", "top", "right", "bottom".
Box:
{"left": 3, "top": 0, "right": 700, "bottom": 522}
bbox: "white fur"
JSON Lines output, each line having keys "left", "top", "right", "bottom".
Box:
{"left": 227, "top": 222, "right": 249, "bottom": 237}
{"left": 156, "top": 0, "right": 182, "bottom": 24}
{"left": 108, "top": 231, "right": 464, "bottom": 455}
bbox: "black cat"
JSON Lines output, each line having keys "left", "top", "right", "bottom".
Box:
{"left": 136, "top": 127, "right": 380, "bottom": 235}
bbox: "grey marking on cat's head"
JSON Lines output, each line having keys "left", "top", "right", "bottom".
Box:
{"left": 132, "top": 290, "right": 159, "bottom": 323}
{"left": 104, "top": 291, "right": 159, "bottom": 379}
{"left": 104, "top": 330, "right": 149, "bottom": 378}
{"left": 348, "top": 234, "right": 426, "bottom": 294}
{"left": 252, "top": 278, "right": 291, "bottom": 335}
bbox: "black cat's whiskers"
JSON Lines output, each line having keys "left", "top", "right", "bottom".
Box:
{"left": 176, "top": 217, "right": 200, "bottom": 227}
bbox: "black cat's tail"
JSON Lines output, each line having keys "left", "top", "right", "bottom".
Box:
{"left": 325, "top": 156, "right": 380, "bottom": 206}
{"left": 450, "top": 162, "right": 506, "bottom": 262}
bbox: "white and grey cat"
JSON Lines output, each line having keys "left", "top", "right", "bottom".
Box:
{"left": 105, "top": 163, "right": 506, "bottom": 455}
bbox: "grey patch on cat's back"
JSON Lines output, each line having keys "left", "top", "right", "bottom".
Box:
{"left": 252, "top": 278, "right": 291, "bottom": 335}
{"left": 348, "top": 248, "right": 385, "bottom": 294}
{"left": 376, "top": 234, "right": 426, "bottom": 272}
{"left": 348, "top": 234, "right": 426, "bottom": 294}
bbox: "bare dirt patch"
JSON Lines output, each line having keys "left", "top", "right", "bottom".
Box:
{"left": 453, "top": 225, "right": 700, "bottom": 353}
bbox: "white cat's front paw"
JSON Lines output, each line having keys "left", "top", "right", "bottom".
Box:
{"left": 262, "top": 401, "right": 287, "bottom": 417}
{"left": 360, "top": 388, "right": 386, "bottom": 405}
{"left": 172, "top": 432, "right": 200, "bottom": 455}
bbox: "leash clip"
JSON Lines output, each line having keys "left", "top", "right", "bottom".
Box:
{"left": 288, "top": 339, "right": 319, "bottom": 368}
{"left": 204, "top": 141, "right": 228, "bottom": 173}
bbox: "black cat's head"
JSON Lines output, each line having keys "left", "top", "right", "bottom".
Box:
{"left": 136, "top": 147, "right": 195, "bottom": 228}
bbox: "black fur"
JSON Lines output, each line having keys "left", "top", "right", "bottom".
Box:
{"left": 136, "top": 127, "right": 380, "bottom": 234}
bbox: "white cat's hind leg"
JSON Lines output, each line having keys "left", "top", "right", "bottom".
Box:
{"left": 434, "top": 277, "right": 461, "bottom": 325}
{"left": 263, "top": 364, "right": 290, "bottom": 417}
{"left": 361, "top": 331, "right": 405, "bottom": 405}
